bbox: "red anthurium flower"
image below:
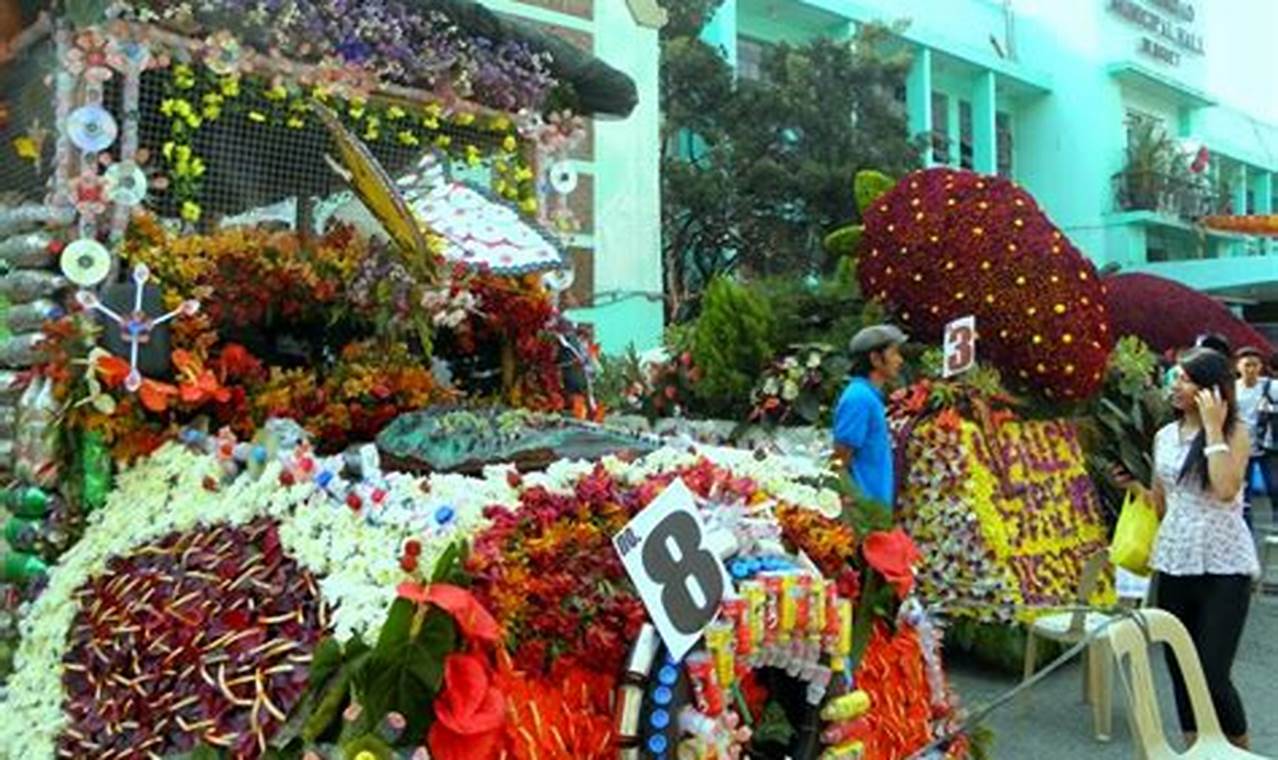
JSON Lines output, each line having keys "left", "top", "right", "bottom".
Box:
{"left": 862, "top": 529, "right": 923, "bottom": 599}
{"left": 428, "top": 653, "right": 506, "bottom": 760}
{"left": 396, "top": 582, "right": 502, "bottom": 645}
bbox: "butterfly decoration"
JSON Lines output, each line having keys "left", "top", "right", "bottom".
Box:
{"left": 312, "top": 101, "right": 437, "bottom": 284}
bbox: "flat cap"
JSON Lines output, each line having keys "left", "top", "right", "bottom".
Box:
{"left": 848, "top": 324, "right": 908, "bottom": 355}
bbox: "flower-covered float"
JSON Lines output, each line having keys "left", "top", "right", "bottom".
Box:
{"left": 0, "top": 4, "right": 979, "bottom": 760}
{"left": 0, "top": 0, "right": 615, "bottom": 594}
{"left": 887, "top": 373, "right": 1114, "bottom": 624}
{"left": 0, "top": 422, "right": 976, "bottom": 760}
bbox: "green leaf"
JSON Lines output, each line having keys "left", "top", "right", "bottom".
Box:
{"left": 854, "top": 170, "right": 896, "bottom": 214}
{"left": 374, "top": 599, "right": 416, "bottom": 655}
{"left": 823, "top": 225, "right": 863, "bottom": 257}
{"left": 753, "top": 700, "right": 796, "bottom": 746}
{"left": 309, "top": 638, "right": 345, "bottom": 691}
{"left": 66, "top": 0, "right": 108, "bottom": 26}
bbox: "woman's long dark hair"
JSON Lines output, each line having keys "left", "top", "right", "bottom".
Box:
{"left": 1176, "top": 348, "right": 1239, "bottom": 491}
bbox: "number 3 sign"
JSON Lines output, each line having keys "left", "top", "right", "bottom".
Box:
{"left": 943, "top": 315, "right": 977, "bottom": 378}
{"left": 614, "top": 478, "right": 730, "bottom": 660}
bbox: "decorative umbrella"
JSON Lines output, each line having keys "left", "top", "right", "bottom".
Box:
{"left": 405, "top": 155, "right": 566, "bottom": 276}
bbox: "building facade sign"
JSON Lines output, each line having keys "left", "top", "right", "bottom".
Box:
{"left": 1108, "top": 0, "right": 1204, "bottom": 66}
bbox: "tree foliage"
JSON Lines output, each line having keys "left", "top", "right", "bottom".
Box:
{"left": 691, "top": 277, "right": 775, "bottom": 417}
{"left": 661, "top": 19, "right": 922, "bottom": 321}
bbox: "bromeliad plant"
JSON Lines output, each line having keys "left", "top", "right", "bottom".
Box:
{"left": 1077, "top": 336, "right": 1171, "bottom": 520}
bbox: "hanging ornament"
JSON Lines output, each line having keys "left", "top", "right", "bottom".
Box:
{"left": 75, "top": 264, "right": 199, "bottom": 392}
{"left": 549, "top": 161, "right": 579, "bottom": 195}
{"left": 59, "top": 239, "right": 111, "bottom": 287}
{"left": 66, "top": 104, "right": 118, "bottom": 152}
{"left": 541, "top": 263, "right": 575, "bottom": 293}
{"left": 103, "top": 161, "right": 147, "bottom": 206}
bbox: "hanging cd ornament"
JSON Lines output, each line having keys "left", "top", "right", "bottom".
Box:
{"left": 66, "top": 105, "right": 119, "bottom": 153}
{"left": 541, "top": 262, "right": 575, "bottom": 293}
{"left": 549, "top": 161, "right": 579, "bottom": 195}
{"left": 59, "top": 239, "right": 111, "bottom": 287}
{"left": 103, "top": 161, "right": 147, "bottom": 206}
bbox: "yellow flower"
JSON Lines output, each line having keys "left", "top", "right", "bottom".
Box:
{"left": 219, "top": 76, "right": 240, "bottom": 98}
{"left": 490, "top": 116, "right": 511, "bottom": 131}
{"left": 248, "top": 111, "right": 267, "bottom": 123}
{"left": 455, "top": 112, "right": 475, "bottom": 126}
{"left": 519, "top": 197, "right": 538, "bottom": 214}
{"left": 265, "top": 84, "right": 288, "bottom": 101}
{"left": 434, "top": 135, "right": 452, "bottom": 149}
{"left": 287, "top": 116, "right": 305, "bottom": 129}
{"left": 387, "top": 106, "right": 406, "bottom": 120}
{"left": 181, "top": 201, "right": 202, "bottom": 222}
{"left": 13, "top": 136, "right": 39, "bottom": 160}
{"left": 397, "top": 130, "right": 419, "bottom": 146}
{"left": 502, "top": 135, "right": 518, "bottom": 153}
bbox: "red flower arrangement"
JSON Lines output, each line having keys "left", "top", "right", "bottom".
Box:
{"left": 492, "top": 650, "right": 618, "bottom": 759}
{"left": 1103, "top": 272, "right": 1273, "bottom": 355}
{"left": 862, "top": 529, "right": 923, "bottom": 599}
{"left": 466, "top": 467, "right": 648, "bottom": 675}
{"left": 858, "top": 168, "right": 1114, "bottom": 400}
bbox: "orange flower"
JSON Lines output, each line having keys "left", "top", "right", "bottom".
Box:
{"left": 172, "top": 349, "right": 231, "bottom": 405}
{"left": 137, "top": 379, "right": 178, "bottom": 413}
{"left": 94, "top": 353, "right": 132, "bottom": 388}
{"left": 935, "top": 408, "right": 962, "bottom": 432}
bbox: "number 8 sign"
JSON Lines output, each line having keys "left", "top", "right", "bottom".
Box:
{"left": 943, "top": 315, "right": 977, "bottom": 378}
{"left": 614, "top": 479, "right": 730, "bottom": 660}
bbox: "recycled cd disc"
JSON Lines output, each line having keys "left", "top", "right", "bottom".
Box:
{"left": 541, "top": 264, "right": 575, "bottom": 293}
{"left": 103, "top": 162, "right": 148, "bottom": 206}
{"left": 67, "top": 105, "right": 119, "bottom": 153}
{"left": 60, "top": 239, "right": 112, "bottom": 287}
{"left": 549, "top": 161, "right": 578, "bottom": 195}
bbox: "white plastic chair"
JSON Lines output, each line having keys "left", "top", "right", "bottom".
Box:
{"left": 1105, "top": 609, "right": 1266, "bottom": 759}
{"left": 1256, "top": 534, "right": 1278, "bottom": 596}
{"left": 1022, "top": 549, "right": 1116, "bottom": 741}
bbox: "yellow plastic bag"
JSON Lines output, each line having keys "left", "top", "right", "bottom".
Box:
{"left": 1111, "top": 489, "right": 1159, "bottom": 576}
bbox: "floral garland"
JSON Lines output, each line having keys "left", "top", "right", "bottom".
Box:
{"left": 1199, "top": 214, "right": 1278, "bottom": 236}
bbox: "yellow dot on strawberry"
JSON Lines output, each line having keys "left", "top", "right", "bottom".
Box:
{"left": 981, "top": 261, "right": 992, "bottom": 270}
{"left": 972, "top": 226, "right": 984, "bottom": 236}
{"left": 1062, "top": 333, "right": 1074, "bottom": 344}
{"left": 985, "top": 294, "right": 995, "bottom": 304}
{"left": 1065, "top": 364, "right": 1076, "bottom": 375}
{"left": 1032, "top": 334, "right": 1043, "bottom": 345}
{"left": 1054, "top": 303, "right": 1066, "bottom": 314}
{"left": 1015, "top": 276, "right": 1026, "bottom": 285}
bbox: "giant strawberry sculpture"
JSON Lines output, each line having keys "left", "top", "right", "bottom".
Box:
{"left": 857, "top": 167, "right": 1114, "bottom": 400}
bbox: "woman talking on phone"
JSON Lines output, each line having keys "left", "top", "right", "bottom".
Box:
{"left": 1120, "top": 348, "right": 1259, "bottom": 750}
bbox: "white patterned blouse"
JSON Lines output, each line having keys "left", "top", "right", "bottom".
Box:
{"left": 1150, "top": 423, "right": 1260, "bottom": 578}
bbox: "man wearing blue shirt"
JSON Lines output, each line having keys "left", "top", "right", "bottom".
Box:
{"left": 832, "top": 324, "right": 907, "bottom": 509}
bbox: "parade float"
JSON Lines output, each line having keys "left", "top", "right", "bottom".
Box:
{"left": 0, "top": 3, "right": 975, "bottom": 759}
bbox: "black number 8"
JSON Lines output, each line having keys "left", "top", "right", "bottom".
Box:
{"left": 641, "top": 512, "right": 723, "bottom": 634}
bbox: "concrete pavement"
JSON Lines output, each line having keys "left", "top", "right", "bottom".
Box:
{"left": 947, "top": 514, "right": 1278, "bottom": 760}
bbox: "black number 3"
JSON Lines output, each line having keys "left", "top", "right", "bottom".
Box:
{"left": 642, "top": 512, "right": 723, "bottom": 634}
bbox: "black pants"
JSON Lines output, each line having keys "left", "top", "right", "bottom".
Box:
{"left": 1155, "top": 573, "right": 1251, "bottom": 737}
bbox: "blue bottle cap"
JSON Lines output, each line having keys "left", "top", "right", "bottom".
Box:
{"left": 315, "top": 471, "right": 334, "bottom": 488}
{"left": 657, "top": 665, "right": 678, "bottom": 686}
{"left": 647, "top": 735, "right": 667, "bottom": 754}
{"left": 251, "top": 445, "right": 267, "bottom": 464}
{"left": 730, "top": 559, "right": 748, "bottom": 579}
{"left": 649, "top": 708, "right": 670, "bottom": 730}
{"left": 434, "top": 505, "right": 455, "bottom": 525}
{"left": 652, "top": 685, "right": 672, "bottom": 705}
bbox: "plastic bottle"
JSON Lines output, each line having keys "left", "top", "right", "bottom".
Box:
{"left": 0, "top": 271, "right": 67, "bottom": 303}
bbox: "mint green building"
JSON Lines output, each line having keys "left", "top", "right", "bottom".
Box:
{"left": 700, "top": 0, "right": 1278, "bottom": 329}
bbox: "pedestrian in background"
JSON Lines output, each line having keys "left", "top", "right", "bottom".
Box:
{"left": 832, "top": 324, "right": 907, "bottom": 511}
{"left": 1122, "top": 348, "right": 1259, "bottom": 750}
{"left": 1236, "top": 346, "right": 1277, "bottom": 531}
